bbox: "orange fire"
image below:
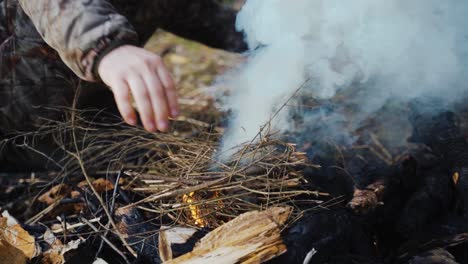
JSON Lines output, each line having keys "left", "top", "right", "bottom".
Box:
{"left": 182, "top": 191, "right": 222, "bottom": 227}
{"left": 453, "top": 172, "right": 460, "bottom": 185}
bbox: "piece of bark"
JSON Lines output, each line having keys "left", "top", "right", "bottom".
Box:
{"left": 165, "top": 207, "right": 291, "bottom": 264}
{"left": 348, "top": 180, "right": 386, "bottom": 215}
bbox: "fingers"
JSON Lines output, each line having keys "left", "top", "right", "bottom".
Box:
{"left": 98, "top": 45, "right": 178, "bottom": 132}
{"left": 111, "top": 79, "right": 137, "bottom": 126}
{"left": 156, "top": 64, "right": 179, "bottom": 118}
{"left": 144, "top": 71, "right": 170, "bottom": 132}
{"left": 128, "top": 76, "right": 157, "bottom": 132}
{"left": 128, "top": 67, "right": 176, "bottom": 132}
{"left": 115, "top": 69, "right": 176, "bottom": 132}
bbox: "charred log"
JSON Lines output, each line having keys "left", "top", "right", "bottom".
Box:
{"left": 114, "top": 206, "right": 161, "bottom": 264}
{"left": 396, "top": 167, "right": 454, "bottom": 237}
{"left": 270, "top": 209, "right": 378, "bottom": 264}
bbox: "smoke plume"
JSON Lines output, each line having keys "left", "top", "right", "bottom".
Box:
{"left": 217, "top": 0, "right": 468, "bottom": 160}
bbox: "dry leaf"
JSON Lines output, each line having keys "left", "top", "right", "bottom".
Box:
{"left": 0, "top": 239, "right": 27, "bottom": 264}
{"left": 42, "top": 238, "right": 84, "bottom": 264}
{"left": 91, "top": 178, "right": 114, "bottom": 193}
{"left": 2, "top": 225, "right": 36, "bottom": 259}
{"left": 77, "top": 178, "right": 114, "bottom": 193}
{"left": 0, "top": 218, "right": 37, "bottom": 259}
{"left": 38, "top": 184, "right": 70, "bottom": 205}
{"left": 41, "top": 251, "right": 64, "bottom": 264}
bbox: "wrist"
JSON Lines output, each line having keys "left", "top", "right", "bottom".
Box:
{"left": 92, "top": 37, "right": 139, "bottom": 82}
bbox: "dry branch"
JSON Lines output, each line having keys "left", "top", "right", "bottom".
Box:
{"left": 34, "top": 107, "right": 325, "bottom": 229}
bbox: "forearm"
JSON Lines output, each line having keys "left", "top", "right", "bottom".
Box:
{"left": 18, "top": 0, "right": 138, "bottom": 81}
{"left": 156, "top": 0, "right": 247, "bottom": 52}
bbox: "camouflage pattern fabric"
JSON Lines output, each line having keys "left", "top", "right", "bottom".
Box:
{"left": 17, "top": 0, "right": 246, "bottom": 81}
{"left": 0, "top": 0, "right": 246, "bottom": 170}
{"left": 0, "top": 0, "right": 76, "bottom": 133}
{"left": 1, "top": 0, "right": 246, "bottom": 128}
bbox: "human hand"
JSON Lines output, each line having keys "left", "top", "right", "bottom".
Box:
{"left": 98, "top": 45, "right": 179, "bottom": 132}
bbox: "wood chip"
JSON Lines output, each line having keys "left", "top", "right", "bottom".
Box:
{"left": 159, "top": 226, "right": 199, "bottom": 262}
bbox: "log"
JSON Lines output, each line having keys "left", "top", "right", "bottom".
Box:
{"left": 165, "top": 207, "right": 292, "bottom": 264}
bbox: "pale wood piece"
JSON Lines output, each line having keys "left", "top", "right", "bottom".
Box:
{"left": 159, "top": 226, "right": 199, "bottom": 262}
{"left": 165, "top": 207, "right": 291, "bottom": 264}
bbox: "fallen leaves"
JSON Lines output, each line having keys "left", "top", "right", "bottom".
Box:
{"left": 38, "top": 184, "right": 71, "bottom": 205}
{"left": 39, "top": 178, "right": 116, "bottom": 207}
{"left": 0, "top": 212, "right": 38, "bottom": 264}
{"left": 0, "top": 239, "right": 27, "bottom": 264}
{"left": 34, "top": 178, "right": 117, "bottom": 221}
{"left": 77, "top": 178, "right": 115, "bottom": 193}
{"left": 41, "top": 237, "right": 85, "bottom": 264}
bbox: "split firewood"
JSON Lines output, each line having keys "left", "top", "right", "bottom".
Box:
{"left": 165, "top": 206, "right": 292, "bottom": 264}
{"left": 159, "top": 226, "right": 200, "bottom": 262}
{"left": 347, "top": 179, "right": 386, "bottom": 215}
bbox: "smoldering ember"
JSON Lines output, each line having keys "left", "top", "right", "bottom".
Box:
{"left": 1, "top": 0, "right": 468, "bottom": 264}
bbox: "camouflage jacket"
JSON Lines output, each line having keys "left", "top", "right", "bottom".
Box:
{"left": 12, "top": 0, "right": 246, "bottom": 81}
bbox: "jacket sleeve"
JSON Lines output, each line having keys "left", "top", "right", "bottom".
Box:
{"left": 156, "top": 0, "right": 247, "bottom": 53}
{"left": 18, "top": 0, "right": 139, "bottom": 81}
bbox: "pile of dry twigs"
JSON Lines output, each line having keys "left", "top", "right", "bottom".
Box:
{"left": 38, "top": 95, "right": 326, "bottom": 229}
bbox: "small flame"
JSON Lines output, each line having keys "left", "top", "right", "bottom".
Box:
{"left": 453, "top": 172, "right": 460, "bottom": 185}
{"left": 183, "top": 192, "right": 206, "bottom": 227}
{"left": 182, "top": 191, "right": 222, "bottom": 227}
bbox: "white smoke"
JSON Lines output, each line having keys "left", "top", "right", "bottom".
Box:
{"left": 218, "top": 0, "right": 468, "bottom": 159}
